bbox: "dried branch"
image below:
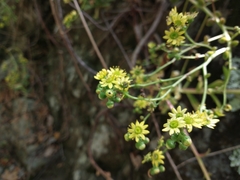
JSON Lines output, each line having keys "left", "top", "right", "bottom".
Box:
{"left": 73, "top": 0, "right": 108, "bottom": 69}
{"left": 87, "top": 109, "right": 113, "bottom": 180}
{"left": 49, "top": 0, "right": 95, "bottom": 96}
{"left": 177, "top": 144, "right": 240, "bottom": 169}
{"left": 49, "top": 0, "right": 96, "bottom": 76}
{"left": 101, "top": 11, "right": 132, "bottom": 68}
{"left": 131, "top": 1, "right": 168, "bottom": 67}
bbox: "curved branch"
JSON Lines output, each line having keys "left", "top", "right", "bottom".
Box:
{"left": 131, "top": 1, "right": 168, "bottom": 67}
{"left": 73, "top": 0, "right": 108, "bottom": 69}
{"left": 49, "top": 0, "right": 96, "bottom": 76}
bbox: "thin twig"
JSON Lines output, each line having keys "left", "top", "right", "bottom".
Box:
{"left": 34, "top": 0, "right": 58, "bottom": 46}
{"left": 73, "top": 0, "right": 108, "bottom": 69}
{"left": 177, "top": 144, "right": 240, "bottom": 169}
{"left": 131, "top": 1, "right": 168, "bottom": 67}
{"left": 101, "top": 11, "right": 132, "bottom": 68}
{"left": 49, "top": 0, "right": 94, "bottom": 96}
{"left": 49, "top": 0, "right": 96, "bottom": 75}
{"left": 87, "top": 109, "right": 113, "bottom": 180}
{"left": 184, "top": 130, "right": 211, "bottom": 180}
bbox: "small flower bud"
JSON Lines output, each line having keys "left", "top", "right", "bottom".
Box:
{"left": 179, "top": 143, "right": 188, "bottom": 150}
{"left": 166, "top": 139, "right": 176, "bottom": 149}
{"left": 105, "top": 89, "right": 115, "bottom": 98}
{"left": 98, "top": 91, "right": 107, "bottom": 100}
{"left": 114, "top": 97, "right": 121, "bottom": 103}
{"left": 106, "top": 100, "right": 114, "bottom": 108}
{"left": 96, "top": 88, "right": 101, "bottom": 94}
{"left": 219, "top": 17, "right": 226, "bottom": 25}
{"left": 135, "top": 140, "right": 146, "bottom": 150}
{"left": 224, "top": 104, "right": 232, "bottom": 112}
{"left": 218, "top": 36, "right": 227, "bottom": 44}
{"left": 124, "top": 133, "right": 131, "bottom": 141}
{"left": 149, "top": 166, "right": 160, "bottom": 175}
{"left": 205, "top": 51, "right": 215, "bottom": 60}
{"left": 206, "top": 18, "right": 215, "bottom": 26}
{"left": 223, "top": 50, "right": 230, "bottom": 60}
{"left": 159, "top": 165, "right": 165, "bottom": 172}
{"left": 231, "top": 40, "right": 239, "bottom": 47}
{"left": 182, "top": 136, "right": 192, "bottom": 146}
{"left": 148, "top": 42, "right": 156, "bottom": 49}
{"left": 203, "top": 35, "right": 210, "bottom": 44}
{"left": 143, "top": 137, "right": 150, "bottom": 144}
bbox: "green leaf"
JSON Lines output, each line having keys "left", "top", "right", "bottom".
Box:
{"left": 222, "top": 66, "right": 230, "bottom": 80}
{"left": 208, "top": 79, "right": 224, "bottom": 88}
{"left": 186, "top": 94, "right": 199, "bottom": 110}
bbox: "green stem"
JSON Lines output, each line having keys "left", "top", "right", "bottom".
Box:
{"left": 200, "top": 65, "right": 208, "bottom": 112}
{"left": 185, "top": 32, "right": 212, "bottom": 49}
{"left": 180, "top": 88, "right": 240, "bottom": 94}
{"left": 144, "top": 44, "right": 200, "bottom": 78}
{"left": 209, "top": 94, "right": 222, "bottom": 108}
{"left": 130, "top": 75, "right": 183, "bottom": 88}
{"left": 127, "top": 47, "right": 228, "bottom": 101}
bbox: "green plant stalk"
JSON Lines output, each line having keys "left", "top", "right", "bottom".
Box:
{"left": 144, "top": 44, "right": 199, "bottom": 78}
{"left": 180, "top": 59, "right": 189, "bottom": 75}
{"left": 130, "top": 75, "right": 183, "bottom": 88}
{"left": 185, "top": 32, "right": 212, "bottom": 49}
{"left": 200, "top": 65, "right": 208, "bottom": 112}
{"left": 126, "top": 47, "right": 228, "bottom": 101}
{"left": 180, "top": 88, "right": 240, "bottom": 94}
{"left": 209, "top": 94, "right": 221, "bottom": 108}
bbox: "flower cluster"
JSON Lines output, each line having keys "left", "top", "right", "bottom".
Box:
{"left": 142, "top": 149, "right": 165, "bottom": 175}
{"left": 95, "top": 67, "right": 131, "bottom": 108}
{"left": 163, "top": 7, "right": 198, "bottom": 46}
{"left": 162, "top": 106, "right": 220, "bottom": 136}
{"left": 124, "top": 120, "right": 150, "bottom": 150}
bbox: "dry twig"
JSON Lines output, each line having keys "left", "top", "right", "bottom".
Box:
{"left": 73, "top": 0, "right": 108, "bottom": 69}
{"left": 131, "top": 1, "right": 168, "bottom": 67}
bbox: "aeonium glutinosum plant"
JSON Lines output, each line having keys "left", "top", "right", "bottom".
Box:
{"left": 94, "top": 2, "right": 239, "bottom": 177}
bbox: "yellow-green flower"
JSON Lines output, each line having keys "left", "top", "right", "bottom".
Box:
{"left": 162, "top": 118, "right": 185, "bottom": 135}
{"left": 142, "top": 152, "right": 152, "bottom": 164}
{"left": 128, "top": 120, "right": 149, "bottom": 142}
{"left": 183, "top": 112, "right": 203, "bottom": 132}
{"left": 168, "top": 106, "right": 187, "bottom": 119}
{"left": 95, "top": 67, "right": 131, "bottom": 90}
{"left": 99, "top": 73, "right": 115, "bottom": 89}
{"left": 204, "top": 117, "right": 219, "bottom": 129}
{"left": 163, "top": 27, "right": 185, "bottom": 46}
{"left": 151, "top": 150, "right": 165, "bottom": 167}
{"left": 195, "top": 111, "right": 220, "bottom": 129}
{"left": 133, "top": 97, "right": 150, "bottom": 109}
{"left": 63, "top": 10, "right": 77, "bottom": 28}
{"left": 168, "top": 7, "right": 178, "bottom": 19}
{"left": 108, "top": 67, "right": 127, "bottom": 78}
{"left": 130, "top": 65, "right": 145, "bottom": 78}
{"left": 167, "top": 7, "right": 188, "bottom": 27}
{"left": 94, "top": 69, "right": 108, "bottom": 80}
{"left": 130, "top": 65, "right": 145, "bottom": 84}
{"left": 113, "top": 76, "right": 131, "bottom": 91}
